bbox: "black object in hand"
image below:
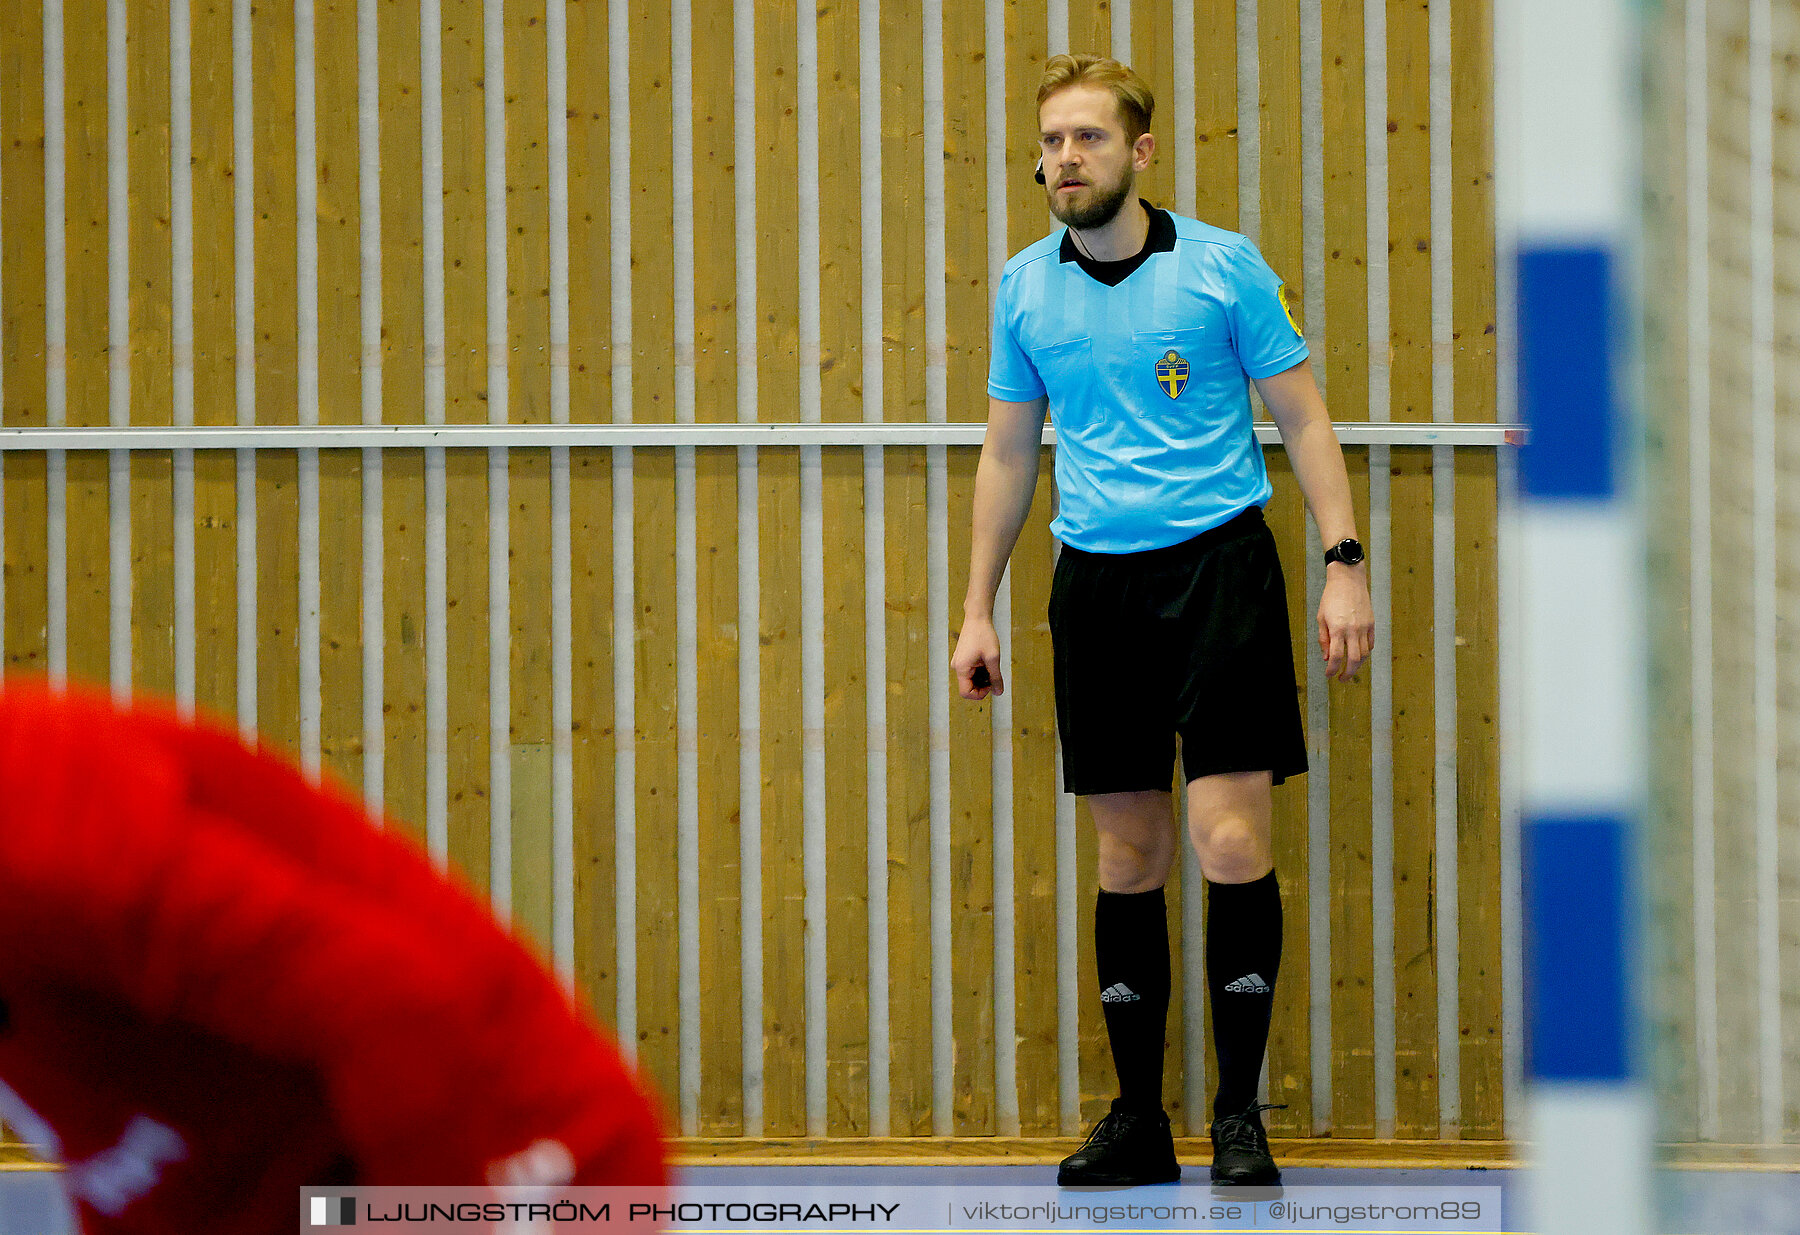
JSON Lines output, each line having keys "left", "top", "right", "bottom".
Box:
{"left": 972, "top": 666, "right": 990, "bottom": 690}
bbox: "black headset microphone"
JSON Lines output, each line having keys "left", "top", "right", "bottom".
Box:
{"left": 1034, "top": 157, "right": 1046, "bottom": 185}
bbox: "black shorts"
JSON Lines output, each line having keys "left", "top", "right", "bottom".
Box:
{"left": 1049, "top": 506, "right": 1308, "bottom": 796}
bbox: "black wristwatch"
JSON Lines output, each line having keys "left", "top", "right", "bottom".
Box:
{"left": 1323, "top": 538, "right": 1365, "bottom": 568}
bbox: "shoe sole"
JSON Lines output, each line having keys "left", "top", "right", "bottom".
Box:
{"left": 1057, "top": 1166, "right": 1182, "bottom": 1187}
{"left": 1209, "top": 1170, "right": 1282, "bottom": 1189}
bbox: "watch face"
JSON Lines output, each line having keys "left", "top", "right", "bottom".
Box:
{"left": 1332, "top": 539, "right": 1365, "bottom": 566}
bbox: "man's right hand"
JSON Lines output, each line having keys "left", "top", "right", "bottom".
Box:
{"left": 952, "top": 617, "right": 1004, "bottom": 701}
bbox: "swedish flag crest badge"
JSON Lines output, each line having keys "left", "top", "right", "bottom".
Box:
{"left": 1155, "top": 349, "right": 1189, "bottom": 399}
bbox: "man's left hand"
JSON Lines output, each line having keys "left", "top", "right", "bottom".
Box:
{"left": 1318, "top": 566, "right": 1374, "bottom": 681}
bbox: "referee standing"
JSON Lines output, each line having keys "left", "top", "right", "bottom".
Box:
{"left": 952, "top": 54, "right": 1374, "bottom": 1189}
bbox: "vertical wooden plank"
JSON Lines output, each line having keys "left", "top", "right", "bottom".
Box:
{"left": 1322, "top": 0, "right": 1373, "bottom": 1143}
{"left": 565, "top": 0, "right": 617, "bottom": 1025}
{"left": 1386, "top": 452, "right": 1437, "bottom": 1142}
{"left": 817, "top": 0, "right": 869, "bottom": 1138}
{"left": 758, "top": 0, "right": 806, "bottom": 1139}
{"left": 1258, "top": 447, "right": 1311, "bottom": 1136}
{"left": 442, "top": 0, "right": 492, "bottom": 881}
{"left": 821, "top": 436, "right": 869, "bottom": 1135}
{"left": 191, "top": 0, "right": 238, "bottom": 720}
{"left": 444, "top": 446, "right": 490, "bottom": 873}
{"left": 1257, "top": 0, "right": 1313, "bottom": 1140}
{"left": 690, "top": 0, "right": 742, "bottom": 1131}
{"left": 1, "top": 2, "right": 49, "bottom": 677}
{"left": 446, "top": 0, "right": 489, "bottom": 875}
{"left": 65, "top": 0, "right": 112, "bottom": 692}
{"left": 1193, "top": 0, "right": 1237, "bottom": 229}
{"left": 1129, "top": 0, "right": 1173, "bottom": 208}
{"left": 881, "top": 0, "right": 931, "bottom": 1138}
{"left": 943, "top": 1, "right": 994, "bottom": 1139}
{"left": 254, "top": 0, "right": 301, "bottom": 757}
{"left": 508, "top": 0, "right": 556, "bottom": 955}
{"left": 1451, "top": 0, "right": 1506, "bottom": 1142}
{"left": 380, "top": 0, "right": 427, "bottom": 838}
{"left": 1771, "top": 0, "right": 1800, "bottom": 1147}
{"left": 1453, "top": 454, "right": 1503, "bottom": 1135}
{"left": 129, "top": 0, "right": 177, "bottom": 701}
{"left": 1002, "top": 0, "right": 1059, "bottom": 1140}
{"left": 314, "top": 0, "right": 363, "bottom": 787}
{"left": 627, "top": 0, "right": 681, "bottom": 1105}
{"left": 1385, "top": 0, "right": 1438, "bottom": 1142}
{"left": 1639, "top": 0, "right": 1696, "bottom": 1146}
{"left": 1070, "top": 0, "right": 1110, "bottom": 55}
{"left": 1704, "top": 3, "right": 1757, "bottom": 1145}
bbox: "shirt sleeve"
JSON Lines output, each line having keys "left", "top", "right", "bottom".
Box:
{"left": 1223, "top": 237, "right": 1310, "bottom": 380}
{"left": 986, "top": 273, "right": 1047, "bottom": 402}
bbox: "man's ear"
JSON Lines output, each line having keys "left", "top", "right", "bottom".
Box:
{"left": 1133, "top": 131, "right": 1156, "bottom": 172}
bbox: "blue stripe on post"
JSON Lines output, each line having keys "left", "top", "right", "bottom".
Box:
{"left": 1517, "top": 245, "right": 1617, "bottom": 500}
{"left": 1522, "top": 815, "right": 1634, "bottom": 1081}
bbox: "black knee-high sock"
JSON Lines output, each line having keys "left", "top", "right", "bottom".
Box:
{"left": 1206, "top": 870, "right": 1282, "bottom": 1119}
{"left": 1095, "top": 887, "right": 1172, "bottom": 1116}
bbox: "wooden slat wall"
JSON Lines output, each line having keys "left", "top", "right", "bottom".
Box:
{"left": 817, "top": 0, "right": 869, "bottom": 1140}
{"left": 65, "top": 0, "right": 110, "bottom": 692}
{"left": 688, "top": 0, "right": 740, "bottom": 1137}
{"left": 881, "top": 0, "right": 932, "bottom": 1139}
{"left": 314, "top": 0, "right": 362, "bottom": 788}
{"left": 128, "top": 0, "right": 176, "bottom": 702}
{"left": 253, "top": 0, "right": 301, "bottom": 758}
{"left": 441, "top": 0, "right": 491, "bottom": 882}
{"left": 943, "top": 0, "right": 994, "bottom": 1141}
{"left": 0, "top": 0, "right": 1506, "bottom": 1150}
{"left": 1003, "top": 0, "right": 1057, "bottom": 1144}
{"left": 379, "top": 0, "right": 428, "bottom": 845}
{"left": 1386, "top": 0, "right": 1437, "bottom": 1141}
{"left": 564, "top": 0, "right": 618, "bottom": 1054}
{"left": 1, "top": 3, "right": 49, "bottom": 680}
{"left": 190, "top": 0, "right": 238, "bottom": 721}
{"left": 1642, "top": 0, "right": 1699, "bottom": 1150}
{"left": 1642, "top": 0, "right": 1800, "bottom": 1153}
{"left": 1450, "top": 0, "right": 1504, "bottom": 1142}
{"left": 1702, "top": 3, "right": 1757, "bottom": 1147}
{"left": 508, "top": 0, "right": 557, "bottom": 958}
{"left": 629, "top": 0, "right": 681, "bottom": 1108}
{"left": 1322, "top": 0, "right": 1374, "bottom": 1144}
{"left": 756, "top": 0, "right": 806, "bottom": 1141}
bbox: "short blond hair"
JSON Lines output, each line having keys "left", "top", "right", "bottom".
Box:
{"left": 1037, "top": 53, "right": 1155, "bottom": 142}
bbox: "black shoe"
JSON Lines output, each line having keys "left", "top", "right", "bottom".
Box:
{"left": 1057, "top": 1099, "right": 1181, "bottom": 1187}
{"left": 1209, "top": 1102, "right": 1285, "bottom": 1188}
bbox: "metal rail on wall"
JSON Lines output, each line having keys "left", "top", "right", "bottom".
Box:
{"left": 0, "top": 422, "right": 1524, "bottom": 450}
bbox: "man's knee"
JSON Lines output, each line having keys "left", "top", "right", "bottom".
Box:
{"left": 1090, "top": 791, "right": 1177, "bottom": 892}
{"left": 1096, "top": 831, "right": 1172, "bottom": 893}
{"left": 1190, "top": 814, "right": 1271, "bottom": 883}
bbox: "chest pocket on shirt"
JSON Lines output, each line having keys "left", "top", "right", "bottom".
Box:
{"left": 1027, "top": 336, "right": 1094, "bottom": 427}
{"left": 1134, "top": 327, "right": 1208, "bottom": 404}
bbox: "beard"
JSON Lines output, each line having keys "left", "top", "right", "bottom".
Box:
{"left": 1046, "top": 166, "right": 1136, "bottom": 231}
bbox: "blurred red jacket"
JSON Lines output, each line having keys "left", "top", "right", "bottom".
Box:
{"left": 0, "top": 679, "right": 665, "bottom": 1234}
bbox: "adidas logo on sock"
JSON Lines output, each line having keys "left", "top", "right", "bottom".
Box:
{"left": 1223, "top": 973, "right": 1271, "bottom": 994}
{"left": 1100, "top": 983, "right": 1141, "bottom": 1004}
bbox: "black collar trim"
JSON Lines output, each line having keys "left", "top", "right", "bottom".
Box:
{"left": 1059, "top": 201, "right": 1175, "bottom": 286}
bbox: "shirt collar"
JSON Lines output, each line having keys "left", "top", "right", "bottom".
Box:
{"left": 1058, "top": 200, "right": 1175, "bottom": 264}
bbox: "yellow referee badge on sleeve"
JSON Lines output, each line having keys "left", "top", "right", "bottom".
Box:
{"left": 1278, "top": 282, "right": 1304, "bottom": 337}
{"left": 1155, "top": 349, "right": 1189, "bottom": 399}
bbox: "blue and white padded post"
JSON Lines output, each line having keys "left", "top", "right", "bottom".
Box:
{"left": 1501, "top": 2, "right": 1652, "bottom": 1233}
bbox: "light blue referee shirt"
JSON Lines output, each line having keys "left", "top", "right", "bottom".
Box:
{"left": 988, "top": 206, "right": 1308, "bottom": 553}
